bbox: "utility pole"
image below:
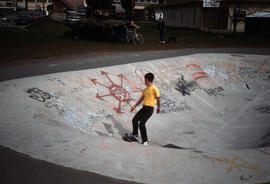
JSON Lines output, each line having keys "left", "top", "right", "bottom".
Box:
{"left": 131, "top": 0, "right": 134, "bottom": 18}
{"left": 25, "top": 0, "right": 28, "bottom": 10}
{"left": 43, "top": 0, "right": 45, "bottom": 12}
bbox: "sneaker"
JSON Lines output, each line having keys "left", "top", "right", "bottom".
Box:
{"left": 142, "top": 141, "right": 148, "bottom": 146}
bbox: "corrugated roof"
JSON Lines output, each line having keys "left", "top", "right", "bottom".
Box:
{"left": 163, "top": 0, "right": 270, "bottom": 6}
{"left": 247, "top": 11, "right": 270, "bottom": 17}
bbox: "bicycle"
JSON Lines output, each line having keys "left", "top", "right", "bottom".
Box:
{"left": 127, "top": 28, "right": 144, "bottom": 45}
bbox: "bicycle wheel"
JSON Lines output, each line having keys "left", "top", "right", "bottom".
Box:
{"left": 133, "top": 34, "right": 144, "bottom": 45}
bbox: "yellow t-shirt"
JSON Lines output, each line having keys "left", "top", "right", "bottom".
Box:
{"left": 142, "top": 85, "right": 160, "bottom": 107}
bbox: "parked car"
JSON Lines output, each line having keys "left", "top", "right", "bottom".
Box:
{"left": 15, "top": 14, "right": 34, "bottom": 25}
{"left": 1, "top": 17, "right": 8, "bottom": 24}
{"left": 115, "top": 11, "right": 125, "bottom": 19}
{"left": 31, "top": 11, "right": 41, "bottom": 20}
{"left": 66, "top": 11, "right": 80, "bottom": 23}
{"left": 77, "top": 5, "right": 86, "bottom": 16}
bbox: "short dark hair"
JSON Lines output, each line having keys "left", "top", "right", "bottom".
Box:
{"left": 145, "top": 73, "right": 154, "bottom": 82}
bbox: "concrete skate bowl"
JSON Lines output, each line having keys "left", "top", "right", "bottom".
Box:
{"left": 0, "top": 53, "right": 270, "bottom": 184}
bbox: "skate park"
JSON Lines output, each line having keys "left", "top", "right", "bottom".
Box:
{"left": 0, "top": 52, "right": 270, "bottom": 184}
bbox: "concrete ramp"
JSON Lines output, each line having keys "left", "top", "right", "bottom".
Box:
{"left": 0, "top": 53, "right": 270, "bottom": 184}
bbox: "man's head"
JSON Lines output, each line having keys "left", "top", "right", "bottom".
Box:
{"left": 144, "top": 73, "right": 154, "bottom": 85}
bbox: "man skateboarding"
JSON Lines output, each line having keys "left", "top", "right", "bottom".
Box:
{"left": 129, "top": 73, "right": 160, "bottom": 145}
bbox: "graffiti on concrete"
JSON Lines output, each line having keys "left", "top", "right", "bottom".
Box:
{"left": 26, "top": 88, "right": 52, "bottom": 102}
{"left": 47, "top": 76, "right": 66, "bottom": 86}
{"left": 45, "top": 100, "right": 69, "bottom": 116}
{"left": 125, "top": 74, "right": 144, "bottom": 93}
{"left": 238, "top": 65, "right": 270, "bottom": 80}
{"left": 160, "top": 94, "right": 192, "bottom": 113}
{"left": 175, "top": 75, "right": 200, "bottom": 96}
{"left": 103, "top": 122, "right": 114, "bottom": 134}
{"left": 186, "top": 64, "right": 208, "bottom": 81}
{"left": 95, "top": 131, "right": 109, "bottom": 137}
{"left": 33, "top": 113, "right": 71, "bottom": 129}
{"left": 257, "top": 149, "right": 270, "bottom": 157}
{"left": 91, "top": 71, "right": 136, "bottom": 113}
{"left": 252, "top": 105, "right": 270, "bottom": 114}
{"left": 204, "top": 65, "right": 229, "bottom": 80}
{"left": 33, "top": 113, "right": 46, "bottom": 120}
{"left": 212, "top": 156, "right": 260, "bottom": 173}
{"left": 50, "top": 91, "right": 65, "bottom": 99}
{"left": 27, "top": 87, "right": 108, "bottom": 132}
{"left": 80, "top": 146, "right": 88, "bottom": 153}
{"left": 45, "top": 100, "right": 80, "bottom": 124}
{"left": 204, "top": 87, "right": 224, "bottom": 97}
{"left": 70, "top": 86, "right": 91, "bottom": 94}
{"left": 259, "top": 127, "right": 270, "bottom": 147}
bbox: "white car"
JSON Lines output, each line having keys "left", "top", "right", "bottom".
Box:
{"left": 66, "top": 11, "right": 80, "bottom": 22}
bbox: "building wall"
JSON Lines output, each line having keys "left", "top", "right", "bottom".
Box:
{"left": 201, "top": 7, "right": 229, "bottom": 32}
{"left": 0, "top": 0, "right": 16, "bottom": 11}
{"left": 163, "top": 1, "right": 270, "bottom": 33}
{"left": 17, "top": 0, "right": 53, "bottom": 11}
{"left": 53, "top": 0, "right": 66, "bottom": 12}
{"left": 227, "top": 4, "right": 270, "bottom": 33}
{"left": 135, "top": 0, "right": 159, "bottom": 4}
{"left": 164, "top": 4, "right": 201, "bottom": 29}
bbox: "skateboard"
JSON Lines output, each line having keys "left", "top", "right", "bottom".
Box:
{"left": 122, "top": 133, "right": 139, "bottom": 143}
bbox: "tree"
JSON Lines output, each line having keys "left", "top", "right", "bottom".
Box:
{"left": 121, "top": 0, "right": 135, "bottom": 19}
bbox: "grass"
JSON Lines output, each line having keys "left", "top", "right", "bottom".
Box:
{"left": 0, "top": 20, "right": 270, "bottom": 64}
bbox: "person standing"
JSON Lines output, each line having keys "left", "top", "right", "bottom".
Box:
{"left": 157, "top": 17, "right": 166, "bottom": 43}
{"left": 129, "top": 73, "right": 160, "bottom": 145}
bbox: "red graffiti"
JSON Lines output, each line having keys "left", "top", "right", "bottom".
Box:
{"left": 186, "top": 64, "right": 208, "bottom": 81}
{"left": 258, "top": 149, "right": 270, "bottom": 156}
{"left": 91, "top": 71, "right": 135, "bottom": 113}
{"left": 80, "top": 146, "right": 88, "bottom": 153}
{"left": 125, "top": 75, "right": 144, "bottom": 93}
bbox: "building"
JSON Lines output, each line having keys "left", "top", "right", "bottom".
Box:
{"left": 0, "top": 0, "right": 16, "bottom": 11}
{"left": 17, "top": 0, "right": 53, "bottom": 11}
{"left": 53, "top": 0, "right": 86, "bottom": 12}
{"left": 134, "top": 0, "right": 160, "bottom": 20}
{"left": 163, "top": 0, "right": 270, "bottom": 33}
{"left": 112, "top": 0, "right": 165, "bottom": 20}
{"left": 245, "top": 11, "right": 270, "bottom": 34}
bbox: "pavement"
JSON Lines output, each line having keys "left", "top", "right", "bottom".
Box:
{"left": 0, "top": 145, "right": 142, "bottom": 184}
{"left": 1, "top": 49, "right": 270, "bottom": 184}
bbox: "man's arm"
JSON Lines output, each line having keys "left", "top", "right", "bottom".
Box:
{"left": 131, "top": 21, "right": 140, "bottom": 29}
{"left": 130, "top": 95, "right": 144, "bottom": 112}
{"left": 156, "top": 96, "right": 160, "bottom": 113}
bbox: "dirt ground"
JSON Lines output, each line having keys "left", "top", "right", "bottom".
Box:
{"left": 1, "top": 20, "right": 270, "bottom": 66}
